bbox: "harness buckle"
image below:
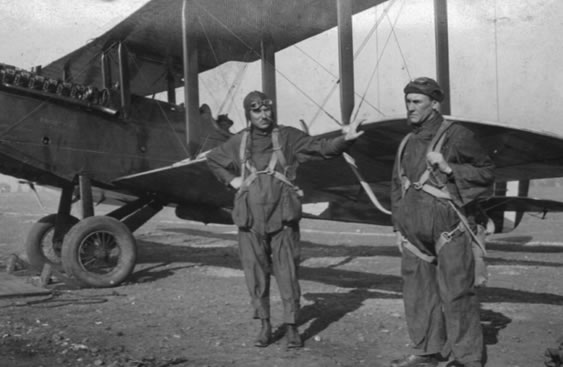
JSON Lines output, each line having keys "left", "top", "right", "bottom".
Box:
{"left": 439, "top": 222, "right": 464, "bottom": 245}
{"left": 412, "top": 181, "right": 423, "bottom": 190}
{"left": 255, "top": 168, "right": 274, "bottom": 175}
{"left": 440, "top": 231, "right": 453, "bottom": 243}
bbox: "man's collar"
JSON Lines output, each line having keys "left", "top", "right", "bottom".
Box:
{"left": 411, "top": 112, "right": 443, "bottom": 134}
{"left": 251, "top": 124, "right": 275, "bottom": 136}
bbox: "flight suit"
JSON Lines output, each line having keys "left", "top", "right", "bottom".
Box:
{"left": 390, "top": 113, "right": 494, "bottom": 365}
{"left": 207, "top": 124, "right": 349, "bottom": 323}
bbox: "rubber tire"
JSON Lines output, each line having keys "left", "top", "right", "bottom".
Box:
{"left": 25, "top": 214, "right": 79, "bottom": 270}
{"left": 61, "top": 216, "right": 137, "bottom": 288}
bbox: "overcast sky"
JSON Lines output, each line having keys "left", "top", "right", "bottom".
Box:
{"left": 1, "top": 0, "right": 562, "bottom": 135}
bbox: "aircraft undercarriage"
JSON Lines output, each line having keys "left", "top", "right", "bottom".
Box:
{"left": 25, "top": 177, "right": 163, "bottom": 288}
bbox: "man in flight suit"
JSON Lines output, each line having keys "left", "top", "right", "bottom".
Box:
{"left": 390, "top": 78, "right": 494, "bottom": 367}
{"left": 207, "top": 91, "right": 363, "bottom": 348}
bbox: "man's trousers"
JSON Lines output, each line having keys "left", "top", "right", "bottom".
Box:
{"left": 401, "top": 230, "right": 483, "bottom": 365}
{"left": 238, "top": 224, "right": 301, "bottom": 324}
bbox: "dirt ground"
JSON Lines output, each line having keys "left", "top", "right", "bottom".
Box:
{"left": 1, "top": 190, "right": 562, "bottom": 367}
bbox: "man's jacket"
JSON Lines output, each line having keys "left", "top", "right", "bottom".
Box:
{"left": 207, "top": 124, "right": 349, "bottom": 234}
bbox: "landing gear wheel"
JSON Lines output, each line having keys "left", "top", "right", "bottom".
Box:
{"left": 25, "top": 214, "right": 79, "bottom": 270}
{"left": 61, "top": 216, "right": 137, "bottom": 288}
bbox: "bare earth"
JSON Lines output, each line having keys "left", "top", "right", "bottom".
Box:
{"left": 1, "top": 190, "right": 562, "bottom": 367}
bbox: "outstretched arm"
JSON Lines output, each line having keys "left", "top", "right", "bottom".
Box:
{"left": 342, "top": 119, "right": 365, "bottom": 141}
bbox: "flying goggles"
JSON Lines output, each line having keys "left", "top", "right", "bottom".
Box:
{"left": 249, "top": 99, "right": 273, "bottom": 112}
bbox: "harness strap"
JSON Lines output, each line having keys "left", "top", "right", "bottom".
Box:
{"left": 271, "top": 129, "right": 287, "bottom": 171}
{"left": 396, "top": 132, "right": 413, "bottom": 197}
{"left": 447, "top": 201, "right": 487, "bottom": 255}
{"left": 239, "top": 130, "right": 249, "bottom": 183}
{"left": 398, "top": 120, "right": 453, "bottom": 194}
{"left": 397, "top": 119, "right": 487, "bottom": 261}
{"left": 402, "top": 240, "right": 436, "bottom": 263}
{"left": 421, "top": 184, "right": 451, "bottom": 200}
{"left": 428, "top": 119, "right": 452, "bottom": 155}
{"left": 237, "top": 127, "right": 300, "bottom": 194}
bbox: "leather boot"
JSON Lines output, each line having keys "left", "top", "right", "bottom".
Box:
{"left": 254, "top": 319, "right": 272, "bottom": 347}
{"left": 286, "top": 324, "right": 303, "bottom": 348}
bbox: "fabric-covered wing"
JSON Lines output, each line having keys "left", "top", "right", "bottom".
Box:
{"left": 113, "top": 156, "right": 233, "bottom": 208}
{"left": 40, "top": 0, "right": 383, "bottom": 97}
{"left": 294, "top": 116, "right": 563, "bottom": 223}
{"left": 113, "top": 116, "right": 563, "bottom": 225}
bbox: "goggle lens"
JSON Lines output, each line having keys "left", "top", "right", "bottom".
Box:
{"left": 249, "top": 99, "right": 273, "bottom": 111}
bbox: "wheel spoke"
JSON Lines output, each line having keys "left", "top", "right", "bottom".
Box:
{"left": 78, "top": 230, "right": 121, "bottom": 275}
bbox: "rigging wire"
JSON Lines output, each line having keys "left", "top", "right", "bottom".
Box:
{"left": 218, "top": 59, "right": 251, "bottom": 132}
{"left": 307, "top": 0, "right": 400, "bottom": 129}
{"left": 195, "top": 17, "right": 263, "bottom": 155}
{"left": 50, "top": 32, "right": 190, "bottom": 158}
{"left": 291, "top": 44, "right": 383, "bottom": 117}
{"left": 192, "top": 0, "right": 342, "bottom": 127}
{"left": 219, "top": 62, "right": 249, "bottom": 115}
{"left": 493, "top": 0, "right": 501, "bottom": 121}
{"left": 126, "top": 45, "right": 191, "bottom": 157}
{"left": 353, "top": 0, "right": 409, "bottom": 123}
{"left": 197, "top": 15, "right": 234, "bottom": 110}
{"left": 375, "top": 7, "right": 381, "bottom": 110}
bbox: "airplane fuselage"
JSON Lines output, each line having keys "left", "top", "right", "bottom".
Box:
{"left": 0, "top": 80, "right": 189, "bottom": 194}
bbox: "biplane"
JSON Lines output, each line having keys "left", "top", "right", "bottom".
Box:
{"left": 2, "top": 0, "right": 563, "bottom": 288}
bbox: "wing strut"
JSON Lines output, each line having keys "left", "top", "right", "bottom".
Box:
{"left": 261, "top": 35, "right": 277, "bottom": 119}
{"left": 434, "top": 0, "right": 451, "bottom": 115}
{"left": 182, "top": 0, "right": 200, "bottom": 157}
{"left": 167, "top": 64, "right": 176, "bottom": 105}
{"left": 337, "top": 0, "right": 355, "bottom": 125}
{"left": 101, "top": 52, "right": 111, "bottom": 89}
{"left": 118, "top": 42, "right": 131, "bottom": 119}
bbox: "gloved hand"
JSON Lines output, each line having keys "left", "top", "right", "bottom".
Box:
{"left": 426, "top": 151, "right": 452, "bottom": 175}
{"left": 230, "top": 176, "right": 243, "bottom": 189}
{"left": 342, "top": 119, "right": 365, "bottom": 141}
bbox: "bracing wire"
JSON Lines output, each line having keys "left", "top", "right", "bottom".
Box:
{"left": 192, "top": 0, "right": 343, "bottom": 127}
{"left": 308, "top": 0, "right": 401, "bottom": 128}
{"left": 218, "top": 61, "right": 249, "bottom": 114}
{"left": 195, "top": 15, "right": 249, "bottom": 156}
{"left": 197, "top": 15, "right": 235, "bottom": 110}
{"left": 493, "top": 0, "right": 501, "bottom": 121}
{"left": 126, "top": 45, "right": 191, "bottom": 157}
{"left": 292, "top": 44, "right": 384, "bottom": 117}
{"left": 353, "top": 0, "right": 409, "bottom": 123}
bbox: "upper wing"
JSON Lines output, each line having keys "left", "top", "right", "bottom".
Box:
{"left": 113, "top": 116, "right": 563, "bottom": 225}
{"left": 40, "top": 0, "right": 384, "bottom": 97}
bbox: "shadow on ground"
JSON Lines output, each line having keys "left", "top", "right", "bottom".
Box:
{"left": 133, "top": 226, "right": 563, "bottom": 307}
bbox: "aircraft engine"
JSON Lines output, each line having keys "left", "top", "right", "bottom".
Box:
{"left": 43, "top": 78, "right": 58, "bottom": 93}
{"left": 28, "top": 75, "right": 46, "bottom": 90}
{"left": 0, "top": 62, "right": 111, "bottom": 108}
